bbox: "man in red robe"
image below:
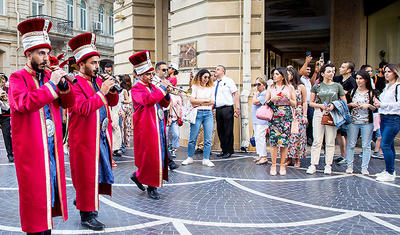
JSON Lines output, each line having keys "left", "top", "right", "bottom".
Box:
{"left": 68, "top": 33, "right": 118, "bottom": 231}
{"left": 9, "top": 18, "right": 75, "bottom": 234}
{"left": 129, "top": 50, "right": 171, "bottom": 200}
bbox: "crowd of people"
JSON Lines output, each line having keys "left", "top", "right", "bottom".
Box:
{"left": 2, "top": 18, "right": 400, "bottom": 234}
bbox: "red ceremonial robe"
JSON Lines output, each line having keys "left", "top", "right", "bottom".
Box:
{"left": 69, "top": 72, "right": 118, "bottom": 212}
{"left": 9, "top": 65, "right": 75, "bottom": 233}
{"left": 132, "top": 80, "right": 170, "bottom": 187}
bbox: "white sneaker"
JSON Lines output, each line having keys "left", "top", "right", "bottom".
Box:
{"left": 361, "top": 168, "right": 369, "bottom": 175}
{"left": 346, "top": 166, "right": 353, "bottom": 174}
{"left": 202, "top": 159, "right": 215, "bottom": 167}
{"left": 306, "top": 165, "right": 316, "bottom": 174}
{"left": 181, "top": 157, "right": 194, "bottom": 165}
{"left": 375, "top": 170, "right": 387, "bottom": 177}
{"left": 376, "top": 171, "right": 396, "bottom": 182}
{"left": 324, "top": 165, "right": 332, "bottom": 175}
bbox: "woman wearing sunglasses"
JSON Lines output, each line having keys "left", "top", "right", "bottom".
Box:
{"left": 251, "top": 77, "right": 269, "bottom": 165}
{"left": 182, "top": 69, "right": 215, "bottom": 167}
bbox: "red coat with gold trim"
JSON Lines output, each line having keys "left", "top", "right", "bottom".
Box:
{"left": 68, "top": 73, "right": 118, "bottom": 212}
{"left": 132, "top": 80, "right": 170, "bottom": 187}
{"left": 9, "top": 66, "right": 74, "bottom": 233}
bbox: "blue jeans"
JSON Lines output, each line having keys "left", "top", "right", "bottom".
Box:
{"left": 380, "top": 114, "right": 400, "bottom": 174}
{"left": 346, "top": 122, "right": 374, "bottom": 169}
{"left": 119, "top": 116, "right": 126, "bottom": 151}
{"left": 187, "top": 110, "right": 213, "bottom": 159}
{"left": 167, "top": 120, "right": 180, "bottom": 148}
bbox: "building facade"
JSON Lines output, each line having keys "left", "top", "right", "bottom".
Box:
{"left": 0, "top": 0, "right": 115, "bottom": 77}
{"left": 113, "top": 0, "right": 400, "bottom": 151}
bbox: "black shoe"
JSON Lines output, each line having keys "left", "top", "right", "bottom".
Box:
{"left": 217, "top": 152, "right": 225, "bottom": 157}
{"left": 130, "top": 173, "right": 145, "bottom": 191}
{"left": 195, "top": 148, "right": 204, "bottom": 154}
{"left": 147, "top": 186, "right": 160, "bottom": 200}
{"left": 7, "top": 155, "right": 13, "bottom": 163}
{"left": 73, "top": 200, "right": 98, "bottom": 217}
{"left": 169, "top": 161, "right": 179, "bottom": 171}
{"left": 222, "top": 153, "right": 232, "bottom": 159}
{"left": 113, "top": 150, "right": 122, "bottom": 157}
{"left": 81, "top": 217, "right": 105, "bottom": 231}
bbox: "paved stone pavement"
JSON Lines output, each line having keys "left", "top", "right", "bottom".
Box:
{"left": 0, "top": 140, "right": 400, "bottom": 234}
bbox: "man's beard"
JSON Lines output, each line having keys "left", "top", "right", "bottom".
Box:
{"left": 31, "top": 59, "right": 46, "bottom": 72}
{"left": 84, "top": 66, "right": 97, "bottom": 78}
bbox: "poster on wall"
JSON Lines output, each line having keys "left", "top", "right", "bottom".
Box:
{"left": 179, "top": 41, "right": 197, "bottom": 68}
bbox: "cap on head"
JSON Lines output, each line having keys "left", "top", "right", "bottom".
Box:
{"left": 129, "top": 50, "right": 154, "bottom": 75}
{"left": 169, "top": 63, "right": 179, "bottom": 71}
{"left": 17, "top": 18, "right": 52, "bottom": 55}
{"left": 68, "top": 33, "right": 100, "bottom": 64}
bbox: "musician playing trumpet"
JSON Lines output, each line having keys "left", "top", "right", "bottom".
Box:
{"left": 9, "top": 18, "right": 75, "bottom": 234}
{"left": 68, "top": 33, "right": 118, "bottom": 231}
{"left": 129, "top": 50, "right": 171, "bottom": 200}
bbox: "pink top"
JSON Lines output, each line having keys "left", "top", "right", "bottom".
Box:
{"left": 270, "top": 85, "right": 290, "bottom": 106}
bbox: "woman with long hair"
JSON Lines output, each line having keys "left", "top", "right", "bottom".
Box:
{"left": 251, "top": 76, "right": 269, "bottom": 165}
{"left": 287, "top": 67, "right": 308, "bottom": 168}
{"left": 374, "top": 64, "right": 400, "bottom": 182}
{"left": 265, "top": 67, "right": 296, "bottom": 175}
{"left": 306, "top": 64, "right": 346, "bottom": 175}
{"left": 182, "top": 69, "right": 215, "bottom": 167}
{"left": 345, "top": 70, "right": 376, "bottom": 175}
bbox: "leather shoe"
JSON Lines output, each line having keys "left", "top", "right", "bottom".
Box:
{"left": 169, "top": 161, "right": 179, "bottom": 171}
{"left": 130, "top": 173, "right": 145, "bottom": 191}
{"left": 147, "top": 186, "right": 160, "bottom": 200}
{"left": 217, "top": 152, "right": 225, "bottom": 157}
{"left": 222, "top": 153, "right": 232, "bottom": 159}
{"left": 7, "top": 155, "right": 13, "bottom": 163}
{"left": 81, "top": 217, "right": 105, "bottom": 231}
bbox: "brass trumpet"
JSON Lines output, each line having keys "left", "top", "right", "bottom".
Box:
{"left": 151, "top": 78, "right": 188, "bottom": 96}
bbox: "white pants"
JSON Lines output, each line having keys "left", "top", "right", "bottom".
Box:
{"left": 310, "top": 109, "right": 338, "bottom": 166}
{"left": 254, "top": 124, "right": 268, "bottom": 157}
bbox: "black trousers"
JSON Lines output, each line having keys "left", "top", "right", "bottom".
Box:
{"left": 306, "top": 105, "right": 314, "bottom": 142}
{"left": 0, "top": 115, "right": 13, "bottom": 157}
{"left": 216, "top": 105, "right": 234, "bottom": 154}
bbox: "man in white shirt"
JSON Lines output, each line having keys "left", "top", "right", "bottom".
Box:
{"left": 214, "top": 65, "right": 240, "bottom": 158}
{"left": 153, "top": 62, "right": 179, "bottom": 170}
{"left": 0, "top": 73, "right": 13, "bottom": 162}
{"left": 299, "top": 55, "right": 314, "bottom": 145}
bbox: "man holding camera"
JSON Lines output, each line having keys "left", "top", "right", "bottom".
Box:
{"left": 68, "top": 33, "right": 119, "bottom": 231}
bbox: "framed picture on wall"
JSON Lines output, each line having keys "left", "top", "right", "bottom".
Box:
{"left": 179, "top": 41, "right": 197, "bottom": 68}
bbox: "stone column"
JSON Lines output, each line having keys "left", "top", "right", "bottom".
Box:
{"left": 330, "top": 0, "right": 367, "bottom": 68}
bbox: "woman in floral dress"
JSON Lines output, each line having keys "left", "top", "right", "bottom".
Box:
{"left": 265, "top": 67, "right": 296, "bottom": 175}
{"left": 287, "top": 67, "right": 308, "bottom": 168}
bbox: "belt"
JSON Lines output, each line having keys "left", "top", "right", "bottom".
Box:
{"left": 215, "top": 105, "right": 233, "bottom": 110}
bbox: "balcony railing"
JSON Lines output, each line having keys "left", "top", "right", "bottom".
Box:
{"left": 27, "top": 15, "right": 73, "bottom": 36}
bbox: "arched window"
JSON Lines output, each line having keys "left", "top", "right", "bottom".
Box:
{"left": 98, "top": 5, "right": 104, "bottom": 34}
{"left": 67, "top": 0, "right": 73, "bottom": 27}
{"left": 80, "top": 0, "right": 86, "bottom": 31}
{"left": 108, "top": 8, "right": 113, "bottom": 35}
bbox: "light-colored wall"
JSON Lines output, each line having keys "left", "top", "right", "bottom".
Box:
{"left": 170, "top": 0, "right": 265, "bottom": 150}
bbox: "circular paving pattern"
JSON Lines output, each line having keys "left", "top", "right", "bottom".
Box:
{"left": 0, "top": 145, "right": 399, "bottom": 234}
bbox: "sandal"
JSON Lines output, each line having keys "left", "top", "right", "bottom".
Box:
{"left": 294, "top": 158, "right": 300, "bottom": 168}
{"left": 270, "top": 164, "right": 277, "bottom": 176}
{"left": 256, "top": 157, "right": 269, "bottom": 165}
{"left": 285, "top": 158, "right": 294, "bottom": 166}
{"left": 279, "top": 164, "right": 286, "bottom": 175}
{"left": 253, "top": 156, "right": 262, "bottom": 162}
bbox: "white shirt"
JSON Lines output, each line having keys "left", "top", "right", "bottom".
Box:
{"left": 379, "top": 82, "right": 400, "bottom": 115}
{"left": 300, "top": 75, "right": 311, "bottom": 103}
{"left": 0, "top": 100, "right": 9, "bottom": 114}
{"left": 214, "top": 76, "right": 238, "bottom": 108}
{"left": 191, "top": 84, "right": 214, "bottom": 110}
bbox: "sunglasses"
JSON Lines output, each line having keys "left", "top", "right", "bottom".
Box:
{"left": 203, "top": 76, "right": 210, "bottom": 79}
{"left": 161, "top": 69, "right": 168, "bottom": 72}
{"left": 253, "top": 83, "right": 262, "bottom": 86}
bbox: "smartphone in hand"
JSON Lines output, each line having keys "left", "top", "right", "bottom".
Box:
{"left": 306, "top": 51, "right": 312, "bottom": 57}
